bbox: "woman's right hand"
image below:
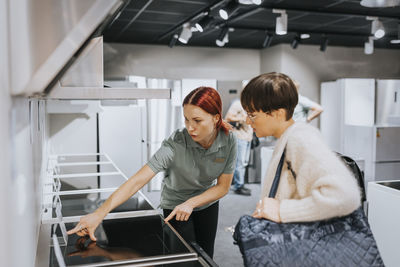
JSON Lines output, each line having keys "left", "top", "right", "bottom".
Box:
{"left": 67, "top": 211, "right": 103, "bottom": 241}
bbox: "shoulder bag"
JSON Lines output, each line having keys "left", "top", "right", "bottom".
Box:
{"left": 233, "top": 151, "right": 384, "bottom": 267}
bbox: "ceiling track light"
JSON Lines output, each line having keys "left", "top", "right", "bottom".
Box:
{"left": 367, "top": 16, "right": 385, "bottom": 39}
{"left": 168, "top": 33, "right": 179, "bottom": 48}
{"left": 219, "top": 0, "right": 240, "bottom": 20}
{"left": 273, "top": 9, "right": 287, "bottom": 35}
{"left": 360, "top": 0, "right": 400, "bottom": 7}
{"left": 320, "top": 35, "right": 328, "bottom": 51}
{"left": 262, "top": 32, "right": 273, "bottom": 48}
{"left": 178, "top": 23, "right": 192, "bottom": 44}
{"left": 291, "top": 35, "right": 301, "bottom": 49}
{"left": 238, "top": 0, "right": 263, "bottom": 4}
{"left": 216, "top": 27, "right": 230, "bottom": 47}
{"left": 364, "top": 36, "right": 374, "bottom": 54}
{"left": 195, "top": 14, "right": 213, "bottom": 33}
{"left": 390, "top": 23, "right": 400, "bottom": 44}
{"left": 300, "top": 33, "right": 310, "bottom": 39}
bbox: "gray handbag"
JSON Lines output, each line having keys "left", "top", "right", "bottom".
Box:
{"left": 233, "top": 151, "right": 384, "bottom": 267}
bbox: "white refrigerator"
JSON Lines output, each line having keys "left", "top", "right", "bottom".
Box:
{"left": 321, "top": 79, "right": 400, "bottom": 183}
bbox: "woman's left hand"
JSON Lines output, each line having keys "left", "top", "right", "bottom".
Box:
{"left": 252, "top": 197, "right": 281, "bottom": 223}
{"left": 164, "top": 201, "right": 194, "bottom": 222}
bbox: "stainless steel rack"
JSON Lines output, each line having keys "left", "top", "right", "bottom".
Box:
{"left": 36, "top": 153, "right": 215, "bottom": 267}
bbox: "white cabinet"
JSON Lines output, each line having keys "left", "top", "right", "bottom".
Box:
{"left": 321, "top": 79, "right": 400, "bottom": 182}
{"left": 376, "top": 80, "right": 400, "bottom": 125}
{"left": 368, "top": 181, "right": 400, "bottom": 267}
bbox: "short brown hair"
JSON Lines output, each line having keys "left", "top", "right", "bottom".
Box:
{"left": 240, "top": 72, "right": 298, "bottom": 120}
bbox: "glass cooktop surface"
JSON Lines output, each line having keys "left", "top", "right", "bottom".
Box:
{"left": 49, "top": 215, "right": 199, "bottom": 267}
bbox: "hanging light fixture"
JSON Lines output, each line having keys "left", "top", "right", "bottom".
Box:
{"left": 262, "top": 32, "right": 273, "bottom": 48}
{"left": 367, "top": 16, "right": 385, "bottom": 39}
{"left": 272, "top": 9, "right": 287, "bottom": 35}
{"left": 291, "top": 35, "right": 301, "bottom": 49}
{"left": 320, "top": 35, "right": 328, "bottom": 51}
{"left": 168, "top": 34, "right": 179, "bottom": 48}
{"left": 390, "top": 23, "right": 400, "bottom": 44}
{"left": 216, "top": 27, "right": 230, "bottom": 47}
{"left": 195, "top": 15, "right": 213, "bottom": 33}
{"left": 178, "top": 23, "right": 192, "bottom": 44}
{"left": 219, "top": 0, "right": 240, "bottom": 20}
{"left": 372, "top": 19, "right": 385, "bottom": 38}
{"left": 364, "top": 36, "right": 374, "bottom": 54}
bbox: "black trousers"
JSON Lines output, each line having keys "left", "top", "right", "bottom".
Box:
{"left": 163, "top": 201, "right": 219, "bottom": 258}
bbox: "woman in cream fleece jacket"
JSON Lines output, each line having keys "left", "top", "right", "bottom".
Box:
{"left": 240, "top": 72, "right": 361, "bottom": 223}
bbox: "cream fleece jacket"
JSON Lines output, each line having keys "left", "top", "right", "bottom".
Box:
{"left": 261, "top": 123, "right": 361, "bottom": 223}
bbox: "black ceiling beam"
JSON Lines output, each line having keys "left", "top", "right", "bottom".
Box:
{"left": 156, "top": 0, "right": 227, "bottom": 41}
{"left": 214, "top": 4, "right": 400, "bottom": 31}
{"left": 194, "top": 7, "right": 264, "bottom": 41}
{"left": 231, "top": 25, "right": 398, "bottom": 39}
{"left": 258, "top": 5, "right": 400, "bottom": 20}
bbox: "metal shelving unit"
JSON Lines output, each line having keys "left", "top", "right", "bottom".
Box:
{"left": 37, "top": 153, "right": 214, "bottom": 267}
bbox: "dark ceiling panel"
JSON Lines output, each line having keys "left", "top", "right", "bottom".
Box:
{"left": 124, "top": 21, "right": 173, "bottom": 32}
{"left": 102, "top": 0, "right": 400, "bottom": 50}
{"left": 148, "top": 0, "right": 208, "bottom": 13}
{"left": 126, "top": 0, "right": 155, "bottom": 9}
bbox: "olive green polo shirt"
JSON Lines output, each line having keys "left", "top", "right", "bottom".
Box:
{"left": 147, "top": 128, "right": 237, "bottom": 211}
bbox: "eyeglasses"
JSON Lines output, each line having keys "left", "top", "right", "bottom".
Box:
{"left": 246, "top": 113, "right": 257, "bottom": 122}
{"left": 246, "top": 111, "right": 271, "bottom": 122}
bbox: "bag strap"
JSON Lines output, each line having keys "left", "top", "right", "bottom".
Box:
{"left": 268, "top": 150, "right": 285, "bottom": 198}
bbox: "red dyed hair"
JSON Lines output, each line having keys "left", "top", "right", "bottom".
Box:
{"left": 183, "top": 87, "right": 231, "bottom": 135}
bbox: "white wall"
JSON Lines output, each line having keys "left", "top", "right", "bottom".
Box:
{"left": 104, "top": 43, "right": 260, "bottom": 81}
{"left": 48, "top": 112, "right": 98, "bottom": 189}
{"left": 9, "top": 98, "right": 43, "bottom": 267}
{"left": 105, "top": 43, "right": 400, "bottom": 117}
{"left": 99, "top": 105, "right": 145, "bottom": 187}
{"left": 0, "top": 0, "right": 12, "bottom": 265}
{"left": 260, "top": 45, "right": 283, "bottom": 74}
{"left": 260, "top": 44, "right": 400, "bottom": 127}
{"left": 261, "top": 44, "right": 400, "bottom": 103}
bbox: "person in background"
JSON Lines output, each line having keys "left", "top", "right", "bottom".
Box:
{"left": 67, "top": 87, "right": 237, "bottom": 258}
{"left": 240, "top": 72, "right": 360, "bottom": 224}
{"left": 292, "top": 81, "right": 323, "bottom": 123}
{"left": 225, "top": 99, "right": 253, "bottom": 196}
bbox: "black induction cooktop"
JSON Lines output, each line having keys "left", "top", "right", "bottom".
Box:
{"left": 49, "top": 215, "right": 204, "bottom": 266}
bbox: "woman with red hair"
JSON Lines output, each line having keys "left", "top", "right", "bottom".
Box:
{"left": 68, "top": 87, "right": 237, "bottom": 258}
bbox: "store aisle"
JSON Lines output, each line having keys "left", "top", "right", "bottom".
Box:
{"left": 214, "top": 183, "right": 261, "bottom": 267}
{"left": 144, "top": 183, "right": 261, "bottom": 266}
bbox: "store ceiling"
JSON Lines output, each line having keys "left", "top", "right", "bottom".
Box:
{"left": 103, "top": 0, "right": 400, "bottom": 50}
